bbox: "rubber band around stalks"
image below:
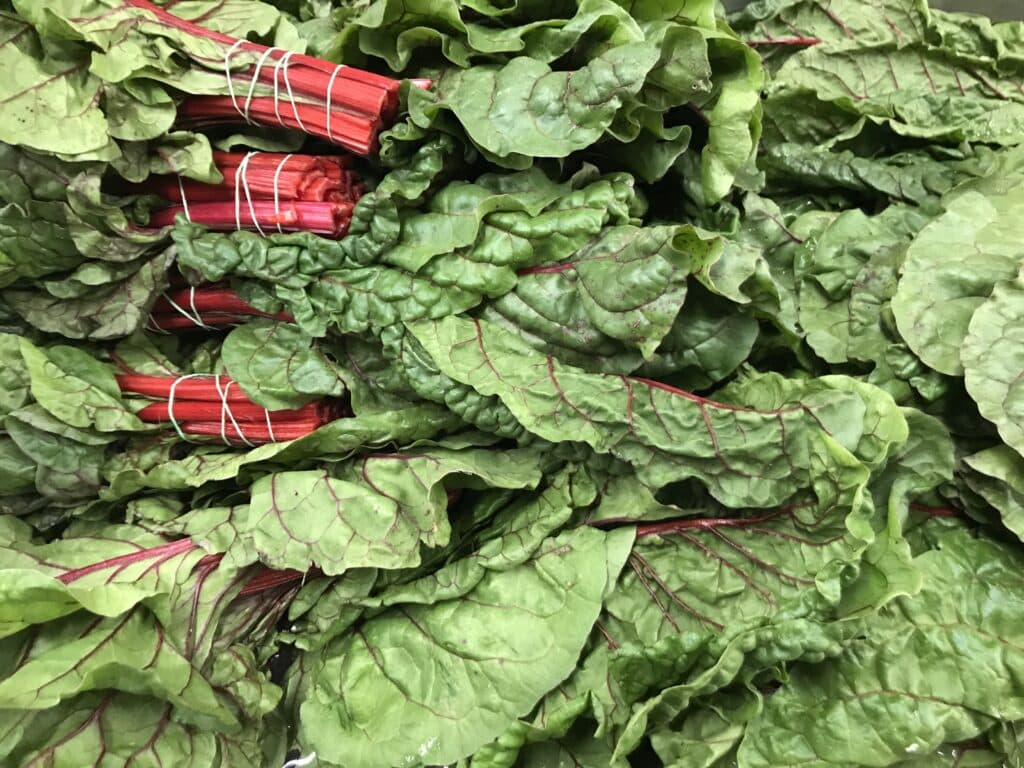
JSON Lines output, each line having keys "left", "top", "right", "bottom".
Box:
{"left": 158, "top": 286, "right": 215, "bottom": 331}
{"left": 176, "top": 175, "right": 193, "bottom": 223}
{"left": 243, "top": 47, "right": 282, "bottom": 125}
{"left": 166, "top": 374, "right": 203, "bottom": 443}
{"left": 215, "top": 377, "right": 255, "bottom": 447}
{"left": 234, "top": 152, "right": 266, "bottom": 236}
{"left": 223, "top": 39, "right": 248, "bottom": 119}
{"left": 162, "top": 374, "right": 277, "bottom": 446}
{"left": 272, "top": 51, "right": 307, "bottom": 133}
{"left": 325, "top": 65, "right": 344, "bottom": 145}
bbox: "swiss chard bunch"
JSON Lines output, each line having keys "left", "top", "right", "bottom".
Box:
{"left": 5, "top": 0, "right": 1024, "bottom": 767}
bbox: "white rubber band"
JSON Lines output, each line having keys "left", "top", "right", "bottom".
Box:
{"left": 272, "top": 54, "right": 287, "bottom": 127}
{"left": 176, "top": 176, "right": 193, "bottom": 223}
{"left": 271, "top": 153, "right": 293, "bottom": 233}
{"left": 279, "top": 52, "right": 307, "bottom": 133}
{"left": 167, "top": 374, "right": 203, "bottom": 443}
{"left": 282, "top": 754, "right": 316, "bottom": 768}
{"left": 242, "top": 46, "right": 281, "bottom": 125}
{"left": 325, "top": 65, "right": 344, "bottom": 144}
{"left": 163, "top": 287, "right": 214, "bottom": 330}
{"left": 265, "top": 407, "right": 277, "bottom": 443}
{"left": 234, "top": 152, "right": 266, "bottom": 235}
{"left": 223, "top": 39, "right": 247, "bottom": 118}
{"left": 215, "top": 376, "right": 254, "bottom": 447}
{"left": 146, "top": 315, "right": 170, "bottom": 335}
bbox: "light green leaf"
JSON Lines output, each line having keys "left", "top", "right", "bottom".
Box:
{"left": 893, "top": 188, "right": 1024, "bottom": 376}
{"left": 298, "top": 526, "right": 633, "bottom": 767}
{"left": 962, "top": 270, "right": 1024, "bottom": 456}
{"left": 0, "top": 13, "right": 111, "bottom": 158}
{"left": 962, "top": 446, "right": 1024, "bottom": 542}
{"left": 408, "top": 316, "right": 906, "bottom": 508}
{"left": 245, "top": 447, "right": 541, "bottom": 574}
{"left": 222, "top": 320, "right": 345, "bottom": 410}
{"left": 0, "top": 611, "right": 234, "bottom": 728}
{"left": 737, "top": 525, "right": 1024, "bottom": 767}
{"left": 411, "top": 46, "right": 660, "bottom": 161}
{"left": 3, "top": 251, "right": 172, "bottom": 340}
{"left": 18, "top": 340, "right": 145, "bottom": 432}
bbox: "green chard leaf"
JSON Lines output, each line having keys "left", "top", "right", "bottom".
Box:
{"left": 407, "top": 316, "right": 907, "bottom": 509}
{"left": 240, "top": 446, "right": 542, "bottom": 574}
{"left": 221, "top": 320, "right": 346, "bottom": 410}
{"left": 737, "top": 524, "right": 1024, "bottom": 766}
{"left": 893, "top": 186, "right": 1024, "bottom": 377}
{"left": 297, "top": 524, "right": 634, "bottom": 768}
{"left": 961, "top": 446, "right": 1024, "bottom": 542}
{"left": 961, "top": 268, "right": 1024, "bottom": 457}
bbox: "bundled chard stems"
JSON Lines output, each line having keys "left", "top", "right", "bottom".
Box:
{"left": 116, "top": 373, "right": 342, "bottom": 445}
{"left": 123, "top": 0, "right": 420, "bottom": 154}
{"left": 146, "top": 283, "right": 294, "bottom": 332}
{"left": 134, "top": 151, "right": 362, "bottom": 238}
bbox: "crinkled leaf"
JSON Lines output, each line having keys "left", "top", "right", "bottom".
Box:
{"left": 737, "top": 525, "right": 1024, "bottom": 766}
{"left": 298, "top": 526, "right": 633, "bottom": 768}
{"left": 3, "top": 250, "right": 172, "bottom": 340}
{"left": 962, "top": 269, "right": 1024, "bottom": 456}
{"left": 636, "top": 286, "right": 759, "bottom": 390}
{"left": 245, "top": 447, "right": 541, "bottom": 574}
{"left": 409, "top": 45, "right": 660, "bottom": 162}
{"left": 222, "top": 320, "right": 345, "bottom": 410}
{"left": 893, "top": 188, "right": 1024, "bottom": 376}
{"left": 485, "top": 224, "right": 715, "bottom": 361}
{"left": 408, "top": 316, "right": 907, "bottom": 508}
{"left": 962, "top": 446, "right": 1024, "bottom": 542}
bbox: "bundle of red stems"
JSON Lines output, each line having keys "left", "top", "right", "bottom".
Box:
{"left": 148, "top": 283, "right": 295, "bottom": 332}
{"left": 122, "top": 0, "right": 429, "bottom": 154}
{"left": 116, "top": 373, "right": 341, "bottom": 445}
{"left": 134, "top": 152, "right": 363, "bottom": 204}
{"left": 147, "top": 199, "right": 354, "bottom": 237}
{"left": 138, "top": 152, "right": 361, "bottom": 238}
{"left": 176, "top": 98, "right": 382, "bottom": 157}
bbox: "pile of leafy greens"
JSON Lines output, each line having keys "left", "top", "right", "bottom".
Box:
{"left": 3, "top": 0, "right": 1024, "bottom": 765}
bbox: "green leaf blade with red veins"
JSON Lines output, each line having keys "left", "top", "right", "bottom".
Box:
{"left": 484, "top": 224, "right": 719, "bottom": 363}
{"left": 732, "top": 0, "right": 927, "bottom": 53}
{"left": 3, "top": 250, "right": 174, "bottom": 341}
{"left": 17, "top": 339, "right": 145, "bottom": 433}
{"left": 297, "top": 525, "right": 634, "bottom": 768}
{"left": 246, "top": 447, "right": 543, "bottom": 575}
{"left": 737, "top": 524, "right": 1024, "bottom": 767}
{"left": 0, "top": 14, "right": 111, "bottom": 158}
{"left": 766, "top": 36, "right": 1024, "bottom": 148}
{"left": 0, "top": 610, "right": 235, "bottom": 729}
{"left": 0, "top": 693, "right": 221, "bottom": 768}
{"left": 0, "top": 518, "right": 206, "bottom": 636}
{"left": 221, "top": 320, "right": 346, "bottom": 410}
{"left": 407, "top": 316, "right": 906, "bottom": 509}
{"left": 1, "top": 688, "right": 284, "bottom": 767}
{"left": 602, "top": 496, "right": 904, "bottom": 757}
